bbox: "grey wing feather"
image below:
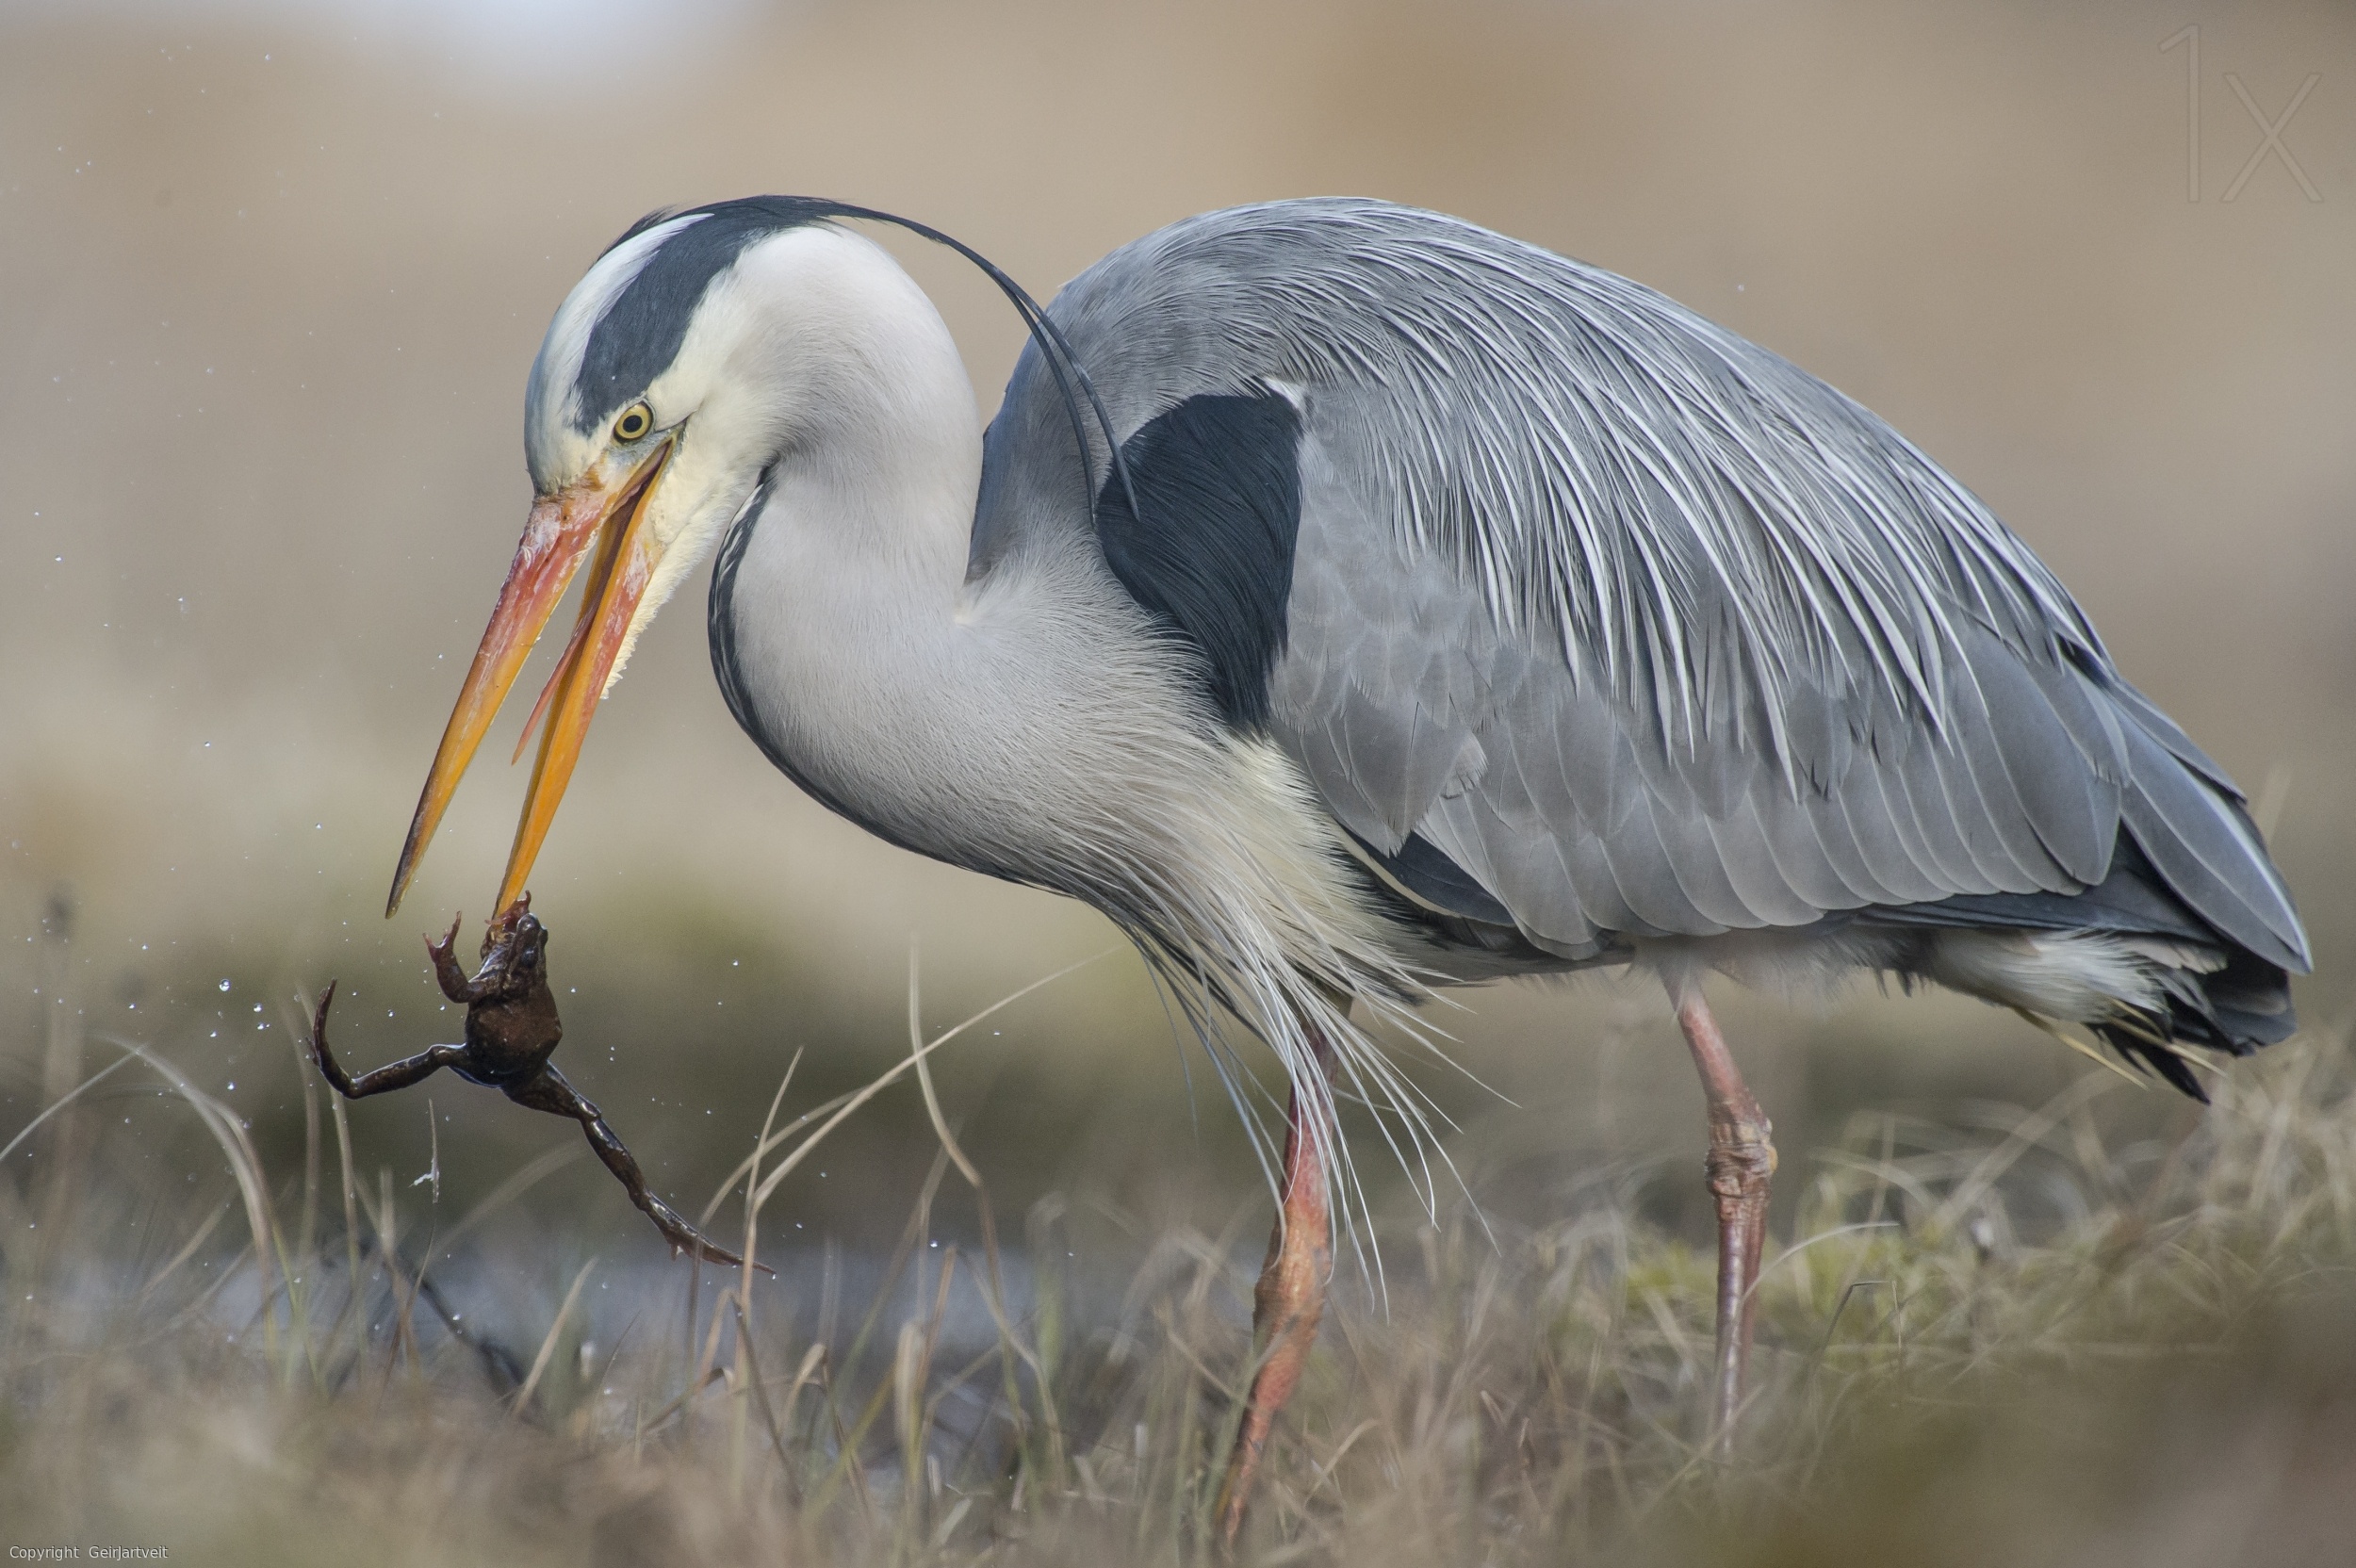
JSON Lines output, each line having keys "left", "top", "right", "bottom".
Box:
{"left": 975, "top": 198, "right": 2309, "bottom": 974}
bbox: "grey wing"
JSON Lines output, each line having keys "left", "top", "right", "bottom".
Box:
{"left": 980, "top": 198, "right": 2309, "bottom": 974}
{"left": 1279, "top": 417, "right": 2293, "bottom": 970}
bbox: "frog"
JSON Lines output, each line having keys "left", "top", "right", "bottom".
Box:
{"left": 309, "top": 895, "right": 761, "bottom": 1271}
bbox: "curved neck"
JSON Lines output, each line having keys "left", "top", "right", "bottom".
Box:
{"left": 710, "top": 264, "right": 1130, "bottom": 875}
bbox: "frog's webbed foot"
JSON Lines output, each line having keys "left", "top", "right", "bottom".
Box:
{"left": 502, "top": 1066, "right": 770, "bottom": 1274}
{"left": 425, "top": 914, "right": 478, "bottom": 1004}
{"left": 309, "top": 981, "right": 466, "bottom": 1098}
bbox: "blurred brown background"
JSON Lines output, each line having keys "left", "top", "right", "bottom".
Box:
{"left": 2, "top": 0, "right": 2350, "bottom": 1252}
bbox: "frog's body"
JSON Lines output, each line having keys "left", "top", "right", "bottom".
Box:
{"left": 309, "top": 898, "right": 756, "bottom": 1270}
{"left": 426, "top": 903, "right": 563, "bottom": 1088}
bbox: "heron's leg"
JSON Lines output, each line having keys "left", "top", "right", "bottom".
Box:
{"left": 308, "top": 980, "right": 465, "bottom": 1097}
{"left": 501, "top": 1065, "right": 767, "bottom": 1273}
{"left": 1215, "top": 1020, "right": 1336, "bottom": 1549}
{"left": 1671, "top": 983, "right": 1776, "bottom": 1448}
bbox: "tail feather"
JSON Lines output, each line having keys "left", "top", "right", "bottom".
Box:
{"left": 1879, "top": 819, "right": 2301, "bottom": 1102}
{"left": 2086, "top": 942, "right": 2294, "bottom": 1101}
{"left": 2098, "top": 670, "right": 2310, "bottom": 973}
{"left": 2118, "top": 730, "right": 2306, "bottom": 973}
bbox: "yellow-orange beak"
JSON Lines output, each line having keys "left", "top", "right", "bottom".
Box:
{"left": 386, "top": 437, "right": 674, "bottom": 917}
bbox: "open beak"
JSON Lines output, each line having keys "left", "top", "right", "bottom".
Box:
{"left": 385, "top": 437, "right": 674, "bottom": 917}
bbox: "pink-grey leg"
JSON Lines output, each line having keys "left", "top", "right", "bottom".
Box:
{"left": 1672, "top": 984, "right": 1776, "bottom": 1447}
{"left": 1214, "top": 1021, "right": 1335, "bottom": 1549}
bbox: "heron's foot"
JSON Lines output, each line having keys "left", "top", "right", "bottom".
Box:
{"left": 1215, "top": 1075, "right": 1333, "bottom": 1550}
{"left": 503, "top": 1066, "right": 770, "bottom": 1274}
{"left": 308, "top": 982, "right": 466, "bottom": 1098}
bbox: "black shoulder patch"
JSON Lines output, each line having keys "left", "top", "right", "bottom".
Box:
{"left": 1094, "top": 392, "right": 1303, "bottom": 729}
{"left": 572, "top": 196, "right": 846, "bottom": 433}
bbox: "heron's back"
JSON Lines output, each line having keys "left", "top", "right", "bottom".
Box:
{"left": 971, "top": 198, "right": 2306, "bottom": 1087}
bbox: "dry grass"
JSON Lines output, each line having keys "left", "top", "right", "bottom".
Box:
{"left": 5, "top": 974, "right": 2356, "bottom": 1568}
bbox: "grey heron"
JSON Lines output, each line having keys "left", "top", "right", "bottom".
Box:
{"left": 383, "top": 197, "right": 2307, "bottom": 1536}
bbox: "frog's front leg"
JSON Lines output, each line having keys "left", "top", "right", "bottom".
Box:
{"left": 424, "top": 914, "right": 488, "bottom": 1004}
{"left": 502, "top": 1066, "right": 768, "bottom": 1273}
{"left": 309, "top": 980, "right": 467, "bottom": 1098}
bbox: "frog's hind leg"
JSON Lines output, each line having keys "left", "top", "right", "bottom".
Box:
{"left": 502, "top": 1066, "right": 768, "bottom": 1273}
{"left": 308, "top": 980, "right": 466, "bottom": 1098}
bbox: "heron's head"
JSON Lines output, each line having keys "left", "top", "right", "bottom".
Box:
{"left": 387, "top": 198, "right": 908, "bottom": 916}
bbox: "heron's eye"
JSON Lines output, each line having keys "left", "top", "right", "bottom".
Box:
{"left": 613, "top": 402, "right": 653, "bottom": 443}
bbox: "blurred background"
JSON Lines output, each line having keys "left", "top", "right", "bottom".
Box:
{"left": 2, "top": 0, "right": 2351, "bottom": 1272}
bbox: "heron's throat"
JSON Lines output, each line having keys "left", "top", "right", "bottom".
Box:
{"left": 717, "top": 425, "right": 1111, "bottom": 873}
{"left": 708, "top": 306, "right": 1209, "bottom": 906}
{"left": 710, "top": 289, "right": 1083, "bottom": 874}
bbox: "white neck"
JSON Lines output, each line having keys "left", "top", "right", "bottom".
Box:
{"left": 711, "top": 239, "right": 1107, "bottom": 870}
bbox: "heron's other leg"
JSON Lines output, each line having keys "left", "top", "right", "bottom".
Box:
{"left": 308, "top": 981, "right": 466, "bottom": 1097}
{"left": 1671, "top": 982, "right": 1776, "bottom": 1447}
{"left": 1215, "top": 1020, "right": 1336, "bottom": 1549}
{"left": 500, "top": 1065, "right": 766, "bottom": 1273}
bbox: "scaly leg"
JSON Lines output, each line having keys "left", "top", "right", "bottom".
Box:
{"left": 309, "top": 981, "right": 466, "bottom": 1097}
{"left": 1215, "top": 1021, "right": 1335, "bottom": 1549}
{"left": 501, "top": 1065, "right": 767, "bottom": 1273}
{"left": 1671, "top": 983, "right": 1776, "bottom": 1449}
